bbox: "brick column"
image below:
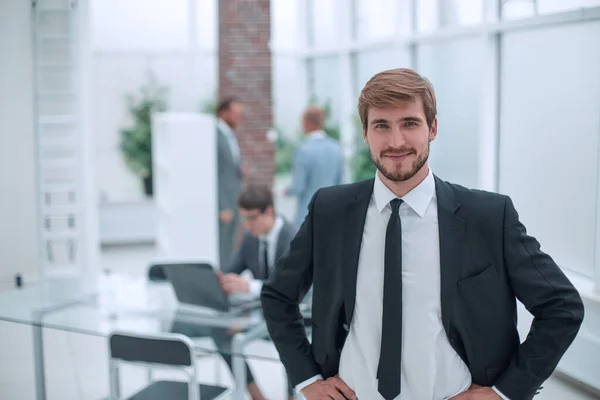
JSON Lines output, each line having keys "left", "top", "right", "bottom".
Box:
{"left": 218, "top": 0, "right": 274, "bottom": 186}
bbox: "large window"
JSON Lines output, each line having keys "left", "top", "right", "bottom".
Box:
{"left": 502, "top": 0, "right": 600, "bottom": 20}
{"left": 353, "top": 0, "right": 406, "bottom": 40}
{"left": 308, "top": 56, "right": 341, "bottom": 122}
{"left": 294, "top": 0, "right": 600, "bottom": 294}
{"left": 307, "top": 0, "right": 338, "bottom": 48}
{"left": 417, "top": 38, "right": 483, "bottom": 189}
{"left": 271, "top": 0, "right": 299, "bottom": 50}
{"left": 353, "top": 48, "right": 410, "bottom": 98}
{"left": 499, "top": 21, "right": 600, "bottom": 279}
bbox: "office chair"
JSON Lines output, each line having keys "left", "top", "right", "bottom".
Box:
{"left": 147, "top": 263, "right": 168, "bottom": 281}
{"left": 108, "top": 331, "right": 230, "bottom": 400}
{"left": 146, "top": 262, "right": 224, "bottom": 385}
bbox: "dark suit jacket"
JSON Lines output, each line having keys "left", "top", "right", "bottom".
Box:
{"left": 217, "top": 124, "right": 242, "bottom": 213}
{"left": 225, "top": 217, "right": 297, "bottom": 279}
{"left": 261, "top": 176, "right": 584, "bottom": 400}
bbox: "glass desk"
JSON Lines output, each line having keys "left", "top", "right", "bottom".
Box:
{"left": 0, "top": 275, "right": 295, "bottom": 400}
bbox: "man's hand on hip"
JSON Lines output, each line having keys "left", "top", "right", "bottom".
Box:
{"left": 450, "top": 384, "right": 502, "bottom": 400}
{"left": 301, "top": 376, "right": 357, "bottom": 400}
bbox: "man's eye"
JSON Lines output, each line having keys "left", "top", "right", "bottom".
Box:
{"left": 375, "top": 124, "right": 388, "bottom": 129}
{"left": 405, "top": 121, "right": 417, "bottom": 127}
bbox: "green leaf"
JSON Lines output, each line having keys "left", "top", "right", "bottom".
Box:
{"left": 119, "top": 71, "right": 169, "bottom": 179}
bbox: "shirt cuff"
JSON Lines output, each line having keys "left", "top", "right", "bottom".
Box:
{"left": 249, "top": 279, "right": 263, "bottom": 298}
{"left": 295, "top": 374, "right": 323, "bottom": 393}
{"left": 492, "top": 385, "right": 510, "bottom": 400}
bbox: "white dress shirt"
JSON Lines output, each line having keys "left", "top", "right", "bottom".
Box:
{"left": 217, "top": 118, "right": 241, "bottom": 166}
{"left": 249, "top": 216, "right": 284, "bottom": 297}
{"left": 306, "top": 129, "right": 326, "bottom": 140}
{"left": 297, "top": 169, "right": 509, "bottom": 400}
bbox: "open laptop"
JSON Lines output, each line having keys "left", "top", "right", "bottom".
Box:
{"left": 164, "top": 263, "right": 261, "bottom": 315}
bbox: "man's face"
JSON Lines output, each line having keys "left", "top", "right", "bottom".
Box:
{"left": 225, "top": 102, "right": 244, "bottom": 129}
{"left": 364, "top": 99, "right": 437, "bottom": 182}
{"left": 240, "top": 206, "right": 273, "bottom": 236}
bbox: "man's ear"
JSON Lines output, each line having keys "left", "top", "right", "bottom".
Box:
{"left": 429, "top": 117, "right": 438, "bottom": 141}
{"left": 363, "top": 126, "right": 369, "bottom": 144}
{"left": 266, "top": 205, "right": 275, "bottom": 216}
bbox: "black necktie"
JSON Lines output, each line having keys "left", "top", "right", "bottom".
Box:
{"left": 261, "top": 239, "right": 270, "bottom": 279}
{"left": 378, "top": 198, "right": 403, "bottom": 400}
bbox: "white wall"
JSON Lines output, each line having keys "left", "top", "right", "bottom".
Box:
{"left": 90, "top": 0, "right": 217, "bottom": 202}
{"left": 92, "top": 53, "right": 217, "bottom": 202}
{"left": 0, "top": 0, "right": 41, "bottom": 284}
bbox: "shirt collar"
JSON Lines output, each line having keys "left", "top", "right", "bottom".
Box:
{"left": 217, "top": 118, "right": 235, "bottom": 136}
{"left": 307, "top": 130, "right": 326, "bottom": 140}
{"left": 373, "top": 168, "right": 435, "bottom": 218}
{"left": 260, "top": 216, "right": 284, "bottom": 243}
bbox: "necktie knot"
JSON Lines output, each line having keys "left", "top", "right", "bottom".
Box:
{"left": 390, "top": 198, "right": 403, "bottom": 215}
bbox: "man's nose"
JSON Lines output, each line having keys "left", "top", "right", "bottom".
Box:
{"left": 389, "top": 127, "right": 407, "bottom": 148}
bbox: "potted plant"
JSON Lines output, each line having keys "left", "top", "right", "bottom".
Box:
{"left": 119, "top": 72, "right": 168, "bottom": 197}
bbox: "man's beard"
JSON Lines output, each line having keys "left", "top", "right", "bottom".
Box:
{"left": 372, "top": 142, "right": 430, "bottom": 182}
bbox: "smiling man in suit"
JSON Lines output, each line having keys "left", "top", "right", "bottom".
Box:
{"left": 261, "top": 68, "right": 584, "bottom": 400}
{"left": 216, "top": 183, "right": 297, "bottom": 400}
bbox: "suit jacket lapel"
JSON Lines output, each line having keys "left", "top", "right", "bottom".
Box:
{"left": 342, "top": 179, "right": 374, "bottom": 325}
{"left": 434, "top": 175, "right": 466, "bottom": 336}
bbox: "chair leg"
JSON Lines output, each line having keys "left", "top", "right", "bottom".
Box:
{"left": 109, "top": 359, "right": 121, "bottom": 400}
{"left": 214, "top": 356, "right": 221, "bottom": 385}
{"left": 188, "top": 365, "right": 201, "bottom": 400}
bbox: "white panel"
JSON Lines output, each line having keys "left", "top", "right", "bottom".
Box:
{"left": 99, "top": 201, "right": 155, "bottom": 244}
{"left": 0, "top": 0, "right": 41, "bottom": 284}
{"left": 152, "top": 113, "right": 218, "bottom": 265}
{"left": 502, "top": 0, "right": 600, "bottom": 19}
{"left": 439, "top": 0, "right": 484, "bottom": 27}
{"left": 354, "top": 0, "right": 409, "bottom": 40}
{"left": 354, "top": 48, "right": 411, "bottom": 98}
{"left": 192, "top": 53, "right": 217, "bottom": 105}
{"left": 273, "top": 55, "right": 306, "bottom": 138}
{"left": 271, "top": 0, "right": 299, "bottom": 50}
{"left": 417, "top": 38, "right": 484, "bottom": 189}
{"left": 91, "top": 0, "right": 189, "bottom": 50}
{"left": 417, "top": 0, "right": 440, "bottom": 32}
{"left": 308, "top": 0, "right": 337, "bottom": 48}
{"left": 194, "top": 0, "right": 217, "bottom": 50}
{"left": 539, "top": 0, "right": 600, "bottom": 14}
{"left": 499, "top": 21, "right": 600, "bottom": 278}
{"left": 501, "top": 0, "right": 536, "bottom": 20}
{"left": 310, "top": 56, "right": 341, "bottom": 123}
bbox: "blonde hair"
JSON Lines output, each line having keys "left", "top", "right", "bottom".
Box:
{"left": 358, "top": 68, "right": 437, "bottom": 129}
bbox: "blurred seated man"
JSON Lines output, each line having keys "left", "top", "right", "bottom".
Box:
{"left": 215, "top": 184, "right": 297, "bottom": 400}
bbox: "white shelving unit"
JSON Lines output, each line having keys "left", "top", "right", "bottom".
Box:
{"left": 151, "top": 112, "right": 219, "bottom": 266}
{"left": 32, "top": 0, "right": 86, "bottom": 279}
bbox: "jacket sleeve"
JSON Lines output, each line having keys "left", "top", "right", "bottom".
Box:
{"left": 287, "top": 146, "right": 310, "bottom": 197}
{"left": 494, "top": 196, "right": 584, "bottom": 400}
{"left": 217, "top": 130, "right": 235, "bottom": 212}
{"left": 261, "top": 191, "right": 320, "bottom": 386}
{"left": 223, "top": 233, "right": 248, "bottom": 275}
